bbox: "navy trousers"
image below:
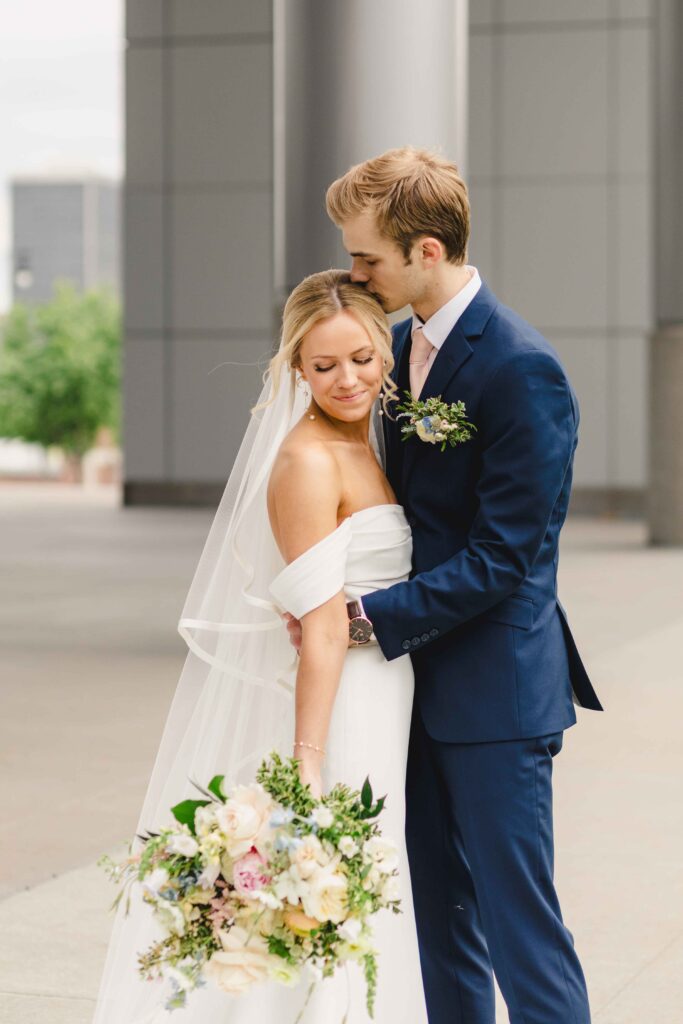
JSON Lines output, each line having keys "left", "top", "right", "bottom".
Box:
{"left": 406, "top": 707, "right": 591, "bottom": 1024}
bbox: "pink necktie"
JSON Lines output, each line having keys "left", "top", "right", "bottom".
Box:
{"left": 409, "top": 324, "right": 435, "bottom": 399}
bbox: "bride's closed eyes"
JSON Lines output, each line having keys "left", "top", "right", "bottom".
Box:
{"left": 314, "top": 356, "right": 374, "bottom": 373}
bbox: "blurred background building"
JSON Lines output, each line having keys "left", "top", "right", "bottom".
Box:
{"left": 122, "top": 0, "right": 660, "bottom": 523}
{"left": 11, "top": 175, "right": 120, "bottom": 304}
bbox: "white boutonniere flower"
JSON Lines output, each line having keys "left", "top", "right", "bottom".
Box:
{"left": 396, "top": 392, "right": 476, "bottom": 451}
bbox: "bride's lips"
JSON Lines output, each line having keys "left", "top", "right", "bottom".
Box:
{"left": 333, "top": 392, "right": 366, "bottom": 403}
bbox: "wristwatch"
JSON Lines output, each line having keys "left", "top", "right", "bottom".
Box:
{"left": 347, "top": 599, "right": 374, "bottom": 645}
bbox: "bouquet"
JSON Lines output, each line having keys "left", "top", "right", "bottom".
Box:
{"left": 100, "top": 753, "right": 400, "bottom": 1017}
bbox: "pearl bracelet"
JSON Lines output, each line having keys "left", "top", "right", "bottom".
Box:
{"left": 294, "top": 740, "right": 326, "bottom": 756}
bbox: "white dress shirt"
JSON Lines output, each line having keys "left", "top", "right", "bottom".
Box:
{"left": 410, "top": 266, "right": 482, "bottom": 379}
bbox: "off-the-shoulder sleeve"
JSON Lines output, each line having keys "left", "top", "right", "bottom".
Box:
{"left": 269, "top": 520, "right": 351, "bottom": 619}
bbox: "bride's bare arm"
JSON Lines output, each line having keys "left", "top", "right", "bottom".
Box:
{"left": 268, "top": 444, "right": 348, "bottom": 796}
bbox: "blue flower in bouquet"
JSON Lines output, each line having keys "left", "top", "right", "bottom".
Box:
{"left": 269, "top": 807, "right": 295, "bottom": 828}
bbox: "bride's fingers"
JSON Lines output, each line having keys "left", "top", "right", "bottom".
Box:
{"left": 283, "top": 615, "right": 303, "bottom": 653}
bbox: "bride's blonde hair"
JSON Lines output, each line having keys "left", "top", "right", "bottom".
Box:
{"left": 254, "top": 269, "right": 397, "bottom": 415}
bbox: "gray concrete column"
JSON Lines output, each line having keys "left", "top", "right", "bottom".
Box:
{"left": 649, "top": 0, "right": 683, "bottom": 543}
{"left": 274, "top": 0, "right": 469, "bottom": 298}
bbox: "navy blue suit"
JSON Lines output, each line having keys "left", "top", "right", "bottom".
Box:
{"left": 362, "top": 282, "right": 602, "bottom": 1023}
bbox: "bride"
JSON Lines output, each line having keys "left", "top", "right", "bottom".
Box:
{"left": 93, "top": 270, "right": 428, "bottom": 1023}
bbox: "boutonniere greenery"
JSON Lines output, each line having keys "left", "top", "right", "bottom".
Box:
{"left": 396, "top": 392, "right": 477, "bottom": 451}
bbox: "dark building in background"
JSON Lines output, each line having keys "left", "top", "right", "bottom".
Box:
{"left": 11, "top": 175, "right": 120, "bottom": 304}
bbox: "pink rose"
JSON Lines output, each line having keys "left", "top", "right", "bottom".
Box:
{"left": 232, "top": 848, "right": 269, "bottom": 896}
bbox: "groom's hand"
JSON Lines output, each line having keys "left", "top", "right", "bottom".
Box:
{"left": 283, "top": 612, "right": 303, "bottom": 654}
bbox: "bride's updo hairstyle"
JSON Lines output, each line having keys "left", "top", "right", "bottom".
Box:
{"left": 255, "top": 269, "right": 398, "bottom": 416}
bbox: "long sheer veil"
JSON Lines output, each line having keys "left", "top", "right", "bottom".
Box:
{"left": 93, "top": 360, "right": 385, "bottom": 1024}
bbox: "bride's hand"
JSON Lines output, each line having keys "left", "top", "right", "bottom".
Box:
{"left": 295, "top": 748, "right": 323, "bottom": 799}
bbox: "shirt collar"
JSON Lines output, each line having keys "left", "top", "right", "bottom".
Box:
{"left": 411, "top": 266, "right": 482, "bottom": 350}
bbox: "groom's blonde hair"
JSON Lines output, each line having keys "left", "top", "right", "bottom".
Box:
{"left": 326, "top": 146, "right": 470, "bottom": 265}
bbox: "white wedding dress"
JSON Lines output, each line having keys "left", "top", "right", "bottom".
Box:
{"left": 94, "top": 502, "right": 427, "bottom": 1024}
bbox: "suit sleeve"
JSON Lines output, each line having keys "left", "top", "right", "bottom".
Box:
{"left": 362, "top": 350, "right": 576, "bottom": 661}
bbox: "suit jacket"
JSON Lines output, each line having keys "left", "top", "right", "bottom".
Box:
{"left": 362, "top": 282, "right": 603, "bottom": 743}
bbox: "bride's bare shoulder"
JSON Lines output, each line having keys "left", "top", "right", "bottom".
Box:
{"left": 268, "top": 431, "right": 342, "bottom": 557}
{"left": 269, "top": 429, "right": 340, "bottom": 499}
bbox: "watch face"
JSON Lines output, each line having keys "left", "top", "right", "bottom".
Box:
{"left": 349, "top": 617, "right": 373, "bottom": 644}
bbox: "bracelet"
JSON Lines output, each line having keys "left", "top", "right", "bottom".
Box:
{"left": 294, "top": 740, "right": 326, "bottom": 756}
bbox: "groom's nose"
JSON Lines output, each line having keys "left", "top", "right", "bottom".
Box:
{"left": 350, "top": 260, "right": 370, "bottom": 284}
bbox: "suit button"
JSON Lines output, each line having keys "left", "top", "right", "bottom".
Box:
{"left": 401, "top": 640, "right": 411, "bottom": 651}
{"left": 411, "top": 636, "right": 420, "bottom": 647}
{"left": 429, "top": 628, "right": 439, "bottom": 637}
{"left": 421, "top": 632, "right": 430, "bottom": 642}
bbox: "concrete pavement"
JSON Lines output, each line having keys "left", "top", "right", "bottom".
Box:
{"left": 1, "top": 483, "right": 682, "bottom": 1022}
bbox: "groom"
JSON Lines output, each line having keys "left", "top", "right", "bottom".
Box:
{"left": 322, "top": 147, "right": 603, "bottom": 1024}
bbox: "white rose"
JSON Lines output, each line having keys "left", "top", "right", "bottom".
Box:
{"left": 203, "top": 925, "right": 270, "bottom": 994}
{"left": 302, "top": 864, "right": 348, "bottom": 924}
{"left": 167, "top": 833, "right": 199, "bottom": 857}
{"left": 363, "top": 836, "right": 399, "bottom": 874}
{"left": 290, "top": 834, "right": 326, "bottom": 879}
{"left": 215, "top": 784, "right": 275, "bottom": 859}
{"left": 338, "top": 836, "right": 359, "bottom": 858}
{"left": 311, "top": 806, "right": 334, "bottom": 829}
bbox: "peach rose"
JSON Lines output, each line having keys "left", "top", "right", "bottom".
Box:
{"left": 283, "top": 906, "right": 319, "bottom": 936}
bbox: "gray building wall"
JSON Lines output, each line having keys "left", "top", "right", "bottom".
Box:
{"left": 11, "top": 179, "right": 120, "bottom": 304}
{"left": 468, "top": 1, "right": 654, "bottom": 514}
{"left": 123, "top": 0, "right": 274, "bottom": 504}
{"left": 123, "top": 1, "right": 655, "bottom": 514}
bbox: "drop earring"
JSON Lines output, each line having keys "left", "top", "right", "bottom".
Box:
{"left": 297, "top": 374, "right": 316, "bottom": 419}
{"left": 378, "top": 389, "right": 385, "bottom": 416}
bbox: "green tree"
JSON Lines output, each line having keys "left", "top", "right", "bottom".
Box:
{"left": 0, "top": 283, "right": 121, "bottom": 458}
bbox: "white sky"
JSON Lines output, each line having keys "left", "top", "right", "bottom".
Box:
{"left": 0, "top": 0, "right": 123, "bottom": 311}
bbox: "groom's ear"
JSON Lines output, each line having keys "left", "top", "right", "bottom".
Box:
{"left": 417, "top": 236, "right": 446, "bottom": 268}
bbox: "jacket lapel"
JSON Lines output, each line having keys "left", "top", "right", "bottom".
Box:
{"left": 400, "top": 282, "right": 498, "bottom": 485}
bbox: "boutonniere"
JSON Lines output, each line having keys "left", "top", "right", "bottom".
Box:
{"left": 396, "top": 392, "right": 477, "bottom": 452}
